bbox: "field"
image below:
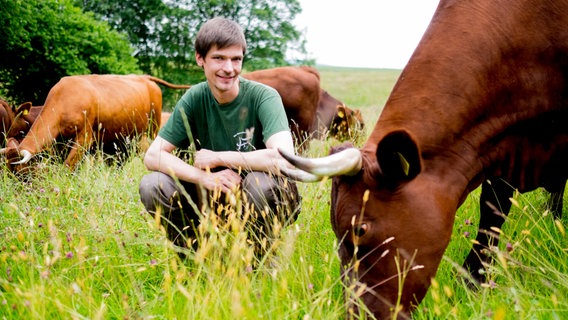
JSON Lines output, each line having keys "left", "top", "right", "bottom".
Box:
{"left": 1, "top": 67, "right": 567, "bottom": 319}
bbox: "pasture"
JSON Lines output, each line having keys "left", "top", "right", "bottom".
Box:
{"left": 1, "top": 67, "right": 566, "bottom": 319}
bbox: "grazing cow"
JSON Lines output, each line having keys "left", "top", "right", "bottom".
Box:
{"left": 278, "top": 0, "right": 568, "bottom": 318}
{"left": 2, "top": 74, "right": 189, "bottom": 171}
{"left": 243, "top": 66, "right": 364, "bottom": 148}
{"left": 0, "top": 100, "right": 42, "bottom": 145}
{"left": 313, "top": 90, "right": 365, "bottom": 141}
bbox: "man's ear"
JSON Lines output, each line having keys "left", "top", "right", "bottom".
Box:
{"left": 375, "top": 130, "right": 421, "bottom": 187}
{"left": 195, "top": 53, "right": 204, "bottom": 67}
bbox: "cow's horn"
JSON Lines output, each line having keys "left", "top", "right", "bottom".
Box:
{"left": 278, "top": 147, "right": 362, "bottom": 179}
{"left": 11, "top": 150, "right": 33, "bottom": 165}
{"left": 0, "top": 147, "right": 7, "bottom": 154}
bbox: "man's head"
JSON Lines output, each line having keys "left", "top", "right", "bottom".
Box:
{"left": 195, "top": 17, "right": 247, "bottom": 58}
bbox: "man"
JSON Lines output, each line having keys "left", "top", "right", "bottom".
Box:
{"left": 139, "top": 17, "right": 300, "bottom": 260}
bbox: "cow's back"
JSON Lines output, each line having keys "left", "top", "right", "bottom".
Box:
{"left": 28, "top": 75, "right": 162, "bottom": 147}
{"left": 243, "top": 66, "right": 321, "bottom": 142}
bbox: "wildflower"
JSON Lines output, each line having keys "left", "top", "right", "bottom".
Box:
{"left": 506, "top": 242, "right": 513, "bottom": 252}
{"left": 66, "top": 252, "right": 74, "bottom": 259}
{"left": 150, "top": 259, "right": 157, "bottom": 265}
{"left": 463, "top": 231, "right": 470, "bottom": 238}
{"left": 464, "top": 219, "right": 472, "bottom": 225}
{"left": 308, "top": 283, "right": 314, "bottom": 290}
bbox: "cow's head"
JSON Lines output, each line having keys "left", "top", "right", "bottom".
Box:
{"left": 0, "top": 101, "right": 35, "bottom": 145}
{"left": 0, "top": 137, "right": 33, "bottom": 173}
{"left": 279, "top": 130, "right": 454, "bottom": 318}
{"left": 329, "top": 104, "right": 365, "bottom": 142}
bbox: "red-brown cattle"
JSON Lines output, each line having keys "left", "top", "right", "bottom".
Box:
{"left": 3, "top": 74, "right": 189, "bottom": 171}
{"left": 0, "top": 100, "right": 42, "bottom": 145}
{"left": 278, "top": 0, "right": 568, "bottom": 318}
{"left": 312, "top": 90, "right": 365, "bottom": 141}
{"left": 243, "top": 66, "right": 364, "bottom": 149}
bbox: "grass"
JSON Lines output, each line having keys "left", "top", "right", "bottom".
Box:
{"left": 1, "top": 67, "right": 567, "bottom": 319}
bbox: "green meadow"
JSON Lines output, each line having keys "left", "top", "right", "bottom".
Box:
{"left": 1, "top": 67, "right": 567, "bottom": 319}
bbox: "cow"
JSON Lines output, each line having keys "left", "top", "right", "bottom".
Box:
{"left": 277, "top": 0, "right": 568, "bottom": 318}
{"left": 0, "top": 100, "right": 42, "bottom": 145}
{"left": 2, "top": 74, "right": 189, "bottom": 172}
{"left": 313, "top": 90, "right": 365, "bottom": 141}
{"left": 242, "top": 66, "right": 365, "bottom": 150}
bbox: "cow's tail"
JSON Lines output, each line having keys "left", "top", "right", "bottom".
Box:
{"left": 144, "top": 75, "right": 191, "bottom": 90}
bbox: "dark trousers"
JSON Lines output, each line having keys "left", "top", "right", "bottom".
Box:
{"left": 139, "top": 171, "right": 301, "bottom": 256}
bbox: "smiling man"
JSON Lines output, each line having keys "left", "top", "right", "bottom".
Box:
{"left": 139, "top": 17, "right": 300, "bottom": 260}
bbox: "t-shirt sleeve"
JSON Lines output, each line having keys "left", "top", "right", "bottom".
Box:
{"left": 256, "top": 87, "right": 290, "bottom": 144}
{"left": 158, "top": 92, "right": 194, "bottom": 149}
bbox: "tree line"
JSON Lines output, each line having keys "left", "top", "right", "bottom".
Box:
{"left": 0, "top": 0, "right": 310, "bottom": 108}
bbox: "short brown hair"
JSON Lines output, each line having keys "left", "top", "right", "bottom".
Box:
{"left": 194, "top": 17, "right": 247, "bottom": 58}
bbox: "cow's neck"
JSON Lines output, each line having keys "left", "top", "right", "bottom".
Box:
{"left": 365, "top": 0, "right": 568, "bottom": 202}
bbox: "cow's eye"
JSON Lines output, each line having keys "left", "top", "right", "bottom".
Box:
{"left": 353, "top": 223, "right": 368, "bottom": 237}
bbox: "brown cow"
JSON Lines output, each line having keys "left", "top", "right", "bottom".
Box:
{"left": 278, "top": 0, "right": 568, "bottom": 318}
{"left": 2, "top": 74, "right": 189, "bottom": 171}
{"left": 243, "top": 66, "right": 364, "bottom": 149}
{"left": 312, "top": 90, "right": 365, "bottom": 141}
{"left": 0, "top": 100, "right": 42, "bottom": 145}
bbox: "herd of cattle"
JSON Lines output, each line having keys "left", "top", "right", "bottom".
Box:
{"left": 2, "top": 0, "right": 568, "bottom": 318}
{"left": 0, "top": 67, "right": 364, "bottom": 172}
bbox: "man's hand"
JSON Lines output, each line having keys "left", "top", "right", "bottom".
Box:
{"left": 194, "top": 149, "right": 221, "bottom": 170}
{"left": 199, "top": 168, "right": 241, "bottom": 193}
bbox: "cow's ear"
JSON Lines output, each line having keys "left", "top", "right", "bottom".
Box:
{"left": 336, "top": 104, "right": 346, "bottom": 118}
{"left": 376, "top": 130, "right": 421, "bottom": 186}
{"left": 15, "top": 102, "right": 32, "bottom": 116}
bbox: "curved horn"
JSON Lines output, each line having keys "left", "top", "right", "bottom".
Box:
{"left": 0, "top": 147, "right": 7, "bottom": 154}
{"left": 11, "top": 149, "right": 33, "bottom": 165}
{"left": 278, "top": 147, "right": 363, "bottom": 178}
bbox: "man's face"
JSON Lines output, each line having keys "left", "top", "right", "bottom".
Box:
{"left": 196, "top": 45, "right": 244, "bottom": 103}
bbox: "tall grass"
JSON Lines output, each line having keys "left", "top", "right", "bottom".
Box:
{"left": 1, "top": 67, "right": 566, "bottom": 319}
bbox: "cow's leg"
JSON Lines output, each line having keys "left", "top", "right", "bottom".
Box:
{"left": 64, "top": 128, "right": 94, "bottom": 170}
{"left": 463, "top": 178, "right": 512, "bottom": 284}
{"left": 545, "top": 181, "right": 565, "bottom": 220}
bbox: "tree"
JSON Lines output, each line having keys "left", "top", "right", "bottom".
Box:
{"left": 0, "top": 0, "right": 140, "bottom": 104}
{"left": 76, "top": 0, "right": 309, "bottom": 109}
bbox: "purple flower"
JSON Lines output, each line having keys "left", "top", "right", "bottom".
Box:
{"left": 506, "top": 242, "right": 513, "bottom": 252}
{"left": 66, "top": 252, "right": 74, "bottom": 259}
{"left": 463, "top": 231, "right": 470, "bottom": 238}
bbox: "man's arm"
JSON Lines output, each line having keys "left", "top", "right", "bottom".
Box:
{"left": 193, "top": 130, "right": 295, "bottom": 174}
{"left": 144, "top": 135, "right": 241, "bottom": 193}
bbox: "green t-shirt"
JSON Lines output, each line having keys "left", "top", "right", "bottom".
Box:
{"left": 159, "top": 77, "right": 289, "bottom": 152}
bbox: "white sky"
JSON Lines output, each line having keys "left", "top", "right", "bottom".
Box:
{"left": 293, "top": 0, "right": 440, "bottom": 69}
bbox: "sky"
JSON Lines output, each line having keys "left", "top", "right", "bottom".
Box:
{"left": 292, "top": 0, "right": 440, "bottom": 69}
